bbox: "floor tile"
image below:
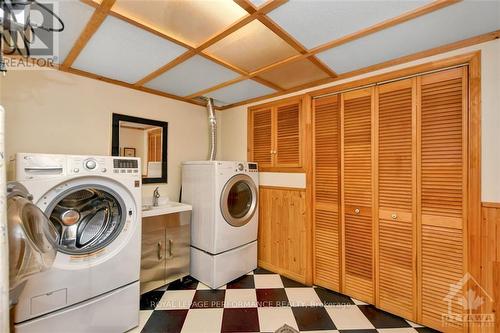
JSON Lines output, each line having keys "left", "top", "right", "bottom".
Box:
{"left": 258, "top": 307, "right": 299, "bottom": 332}
{"left": 191, "top": 290, "right": 226, "bottom": 309}
{"left": 156, "top": 290, "right": 196, "bottom": 310}
{"left": 338, "top": 330, "right": 377, "bottom": 333}
{"left": 221, "top": 308, "right": 260, "bottom": 333}
{"left": 405, "top": 320, "right": 423, "bottom": 328}
{"left": 142, "top": 309, "right": 188, "bottom": 333}
{"left": 281, "top": 276, "right": 307, "bottom": 288}
{"left": 325, "top": 305, "right": 375, "bottom": 330}
{"left": 224, "top": 289, "right": 258, "bottom": 308}
{"left": 140, "top": 290, "right": 165, "bottom": 310}
{"left": 358, "top": 305, "right": 411, "bottom": 329}
{"left": 254, "top": 274, "right": 285, "bottom": 289}
{"left": 315, "top": 287, "right": 355, "bottom": 306}
{"left": 256, "top": 288, "right": 290, "bottom": 307}
{"left": 292, "top": 306, "right": 337, "bottom": 331}
{"left": 414, "top": 328, "right": 441, "bottom": 333}
{"left": 285, "top": 288, "right": 324, "bottom": 307}
{"left": 351, "top": 298, "right": 368, "bottom": 305}
{"left": 180, "top": 308, "right": 223, "bottom": 333}
{"left": 301, "top": 330, "right": 339, "bottom": 333}
{"left": 197, "top": 282, "right": 226, "bottom": 290}
{"left": 377, "top": 329, "right": 418, "bottom": 333}
{"left": 254, "top": 267, "right": 275, "bottom": 274}
{"left": 167, "top": 277, "right": 199, "bottom": 291}
{"left": 227, "top": 274, "right": 255, "bottom": 289}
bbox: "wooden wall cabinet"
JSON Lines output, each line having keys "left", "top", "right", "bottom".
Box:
{"left": 248, "top": 97, "right": 305, "bottom": 172}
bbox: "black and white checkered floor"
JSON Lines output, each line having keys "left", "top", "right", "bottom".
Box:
{"left": 133, "top": 268, "right": 438, "bottom": 333}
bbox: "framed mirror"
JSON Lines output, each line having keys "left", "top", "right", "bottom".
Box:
{"left": 112, "top": 113, "right": 168, "bottom": 184}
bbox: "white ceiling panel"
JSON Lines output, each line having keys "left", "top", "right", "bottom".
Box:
{"left": 249, "top": 0, "right": 269, "bottom": 7}
{"left": 48, "top": 1, "right": 94, "bottom": 63}
{"left": 206, "top": 79, "right": 276, "bottom": 106}
{"left": 72, "top": 16, "right": 187, "bottom": 84}
{"left": 268, "top": 0, "right": 431, "bottom": 49}
{"left": 317, "top": 1, "right": 500, "bottom": 74}
{"left": 145, "top": 55, "right": 240, "bottom": 96}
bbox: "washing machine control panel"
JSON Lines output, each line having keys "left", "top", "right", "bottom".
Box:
{"left": 112, "top": 158, "right": 140, "bottom": 175}
{"left": 232, "top": 162, "right": 258, "bottom": 173}
{"left": 248, "top": 163, "right": 258, "bottom": 172}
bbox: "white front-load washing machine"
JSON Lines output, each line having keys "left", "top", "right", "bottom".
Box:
{"left": 13, "top": 153, "right": 142, "bottom": 333}
{"left": 182, "top": 161, "right": 259, "bottom": 288}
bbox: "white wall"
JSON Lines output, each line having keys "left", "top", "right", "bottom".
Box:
{"left": 218, "top": 39, "right": 500, "bottom": 202}
{"left": 1, "top": 69, "right": 219, "bottom": 202}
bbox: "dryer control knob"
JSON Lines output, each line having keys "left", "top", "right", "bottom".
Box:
{"left": 237, "top": 163, "right": 244, "bottom": 171}
{"left": 85, "top": 159, "right": 97, "bottom": 170}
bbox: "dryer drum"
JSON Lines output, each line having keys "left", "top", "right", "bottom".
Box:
{"left": 47, "top": 187, "right": 125, "bottom": 255}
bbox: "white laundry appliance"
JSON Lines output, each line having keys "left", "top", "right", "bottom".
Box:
{"left": 12, "top": 153, "right": 141, "bottom": 333}
{"left": 182, "top": 161, "right": 259, "bottom": 288}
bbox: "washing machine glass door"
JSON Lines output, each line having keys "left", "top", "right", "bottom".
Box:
{"left": 220, "top": 174, "right": 258, "bottom": 227}
{"left": 46, "top": 185, "right": 126, "bottom": 255}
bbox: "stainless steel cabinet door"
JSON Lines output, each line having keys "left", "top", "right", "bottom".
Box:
{"left": 165, "top": 212, "right": 191, "bottom": 284}
{"left": 140, "top": 216, "right": 166, "bottom": 294}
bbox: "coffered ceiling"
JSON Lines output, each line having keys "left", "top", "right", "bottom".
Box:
{"left": 40, "top": 0, "right": 500, "bottom": 108}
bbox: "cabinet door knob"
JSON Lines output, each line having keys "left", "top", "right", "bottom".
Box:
{"left": 354, "top": 208, "right": 360, "bottom": 215}
{"left": 168, "top": 239, "right": 173, "bottom": 257}
{"left": 391, "top": 213, "right": 398, "bottom": 220}
{"left": 157, "top": 242, "right": 163, "bottom": 260}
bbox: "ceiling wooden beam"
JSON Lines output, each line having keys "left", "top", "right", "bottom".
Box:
{"left": 184, "top": 0, "right": 460, "bottom": 99}
{"left": 61, "top": 0, "right": 116, "bottom": 70}
{"left": 234, "top": 0, "right": 338, "bottom": 78}
{"left": 217, "top": 29, "right": 500, "bottom": 110}
{"left": 129, "top": 0, "right": 288, "bottom": 90}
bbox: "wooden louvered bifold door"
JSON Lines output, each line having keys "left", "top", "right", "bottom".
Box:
{"left": 376, "top": 78, "right": 416, "bottom": 320}
{"left": 418, "top": 67, "right": 467, "bottom": 332}
{"left": 276, "top": 102, "right": 301, "bottom": 167}
{"left": 250, "top": 108, "right": 273, "bottom": 168}
{"left": 313, "top": 95, "right": 341, "bottom": 291}
{"left": 342, "top": 88, "right": 374, "bottom": 303}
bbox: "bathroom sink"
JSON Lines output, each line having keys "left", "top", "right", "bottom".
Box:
{"left": 141, "top": 201, "right": 192, "bottom": 218}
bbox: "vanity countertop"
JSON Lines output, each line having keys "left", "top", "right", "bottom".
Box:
{"left": 142, "top": 201, "right": 192, "bottom": 218}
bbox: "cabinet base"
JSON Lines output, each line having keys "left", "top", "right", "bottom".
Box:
{"left": 190, "top": 241, "right": 257, "bottom": 289}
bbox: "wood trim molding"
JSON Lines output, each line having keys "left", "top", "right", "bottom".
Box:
{"left": 259, "top": 185, "right": 306, "bottom": 192}
{"left": 482, "top": 202, "right": 500, "bottom": 208}
{"left": 61, "top": 0, "right": 116, "bottom": 70}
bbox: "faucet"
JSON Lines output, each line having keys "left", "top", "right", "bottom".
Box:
{"left": 153, "top": 187, "right": 160, "bottom": 207}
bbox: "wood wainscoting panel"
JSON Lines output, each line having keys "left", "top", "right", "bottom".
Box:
{"left": 258, "top": 186, "right": 308, "bottom": 283}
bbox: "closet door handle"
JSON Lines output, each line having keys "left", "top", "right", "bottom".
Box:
{"left": 354, "top": 208, "right": 360, "bottom": 215}
{"left": 391, "top": 213, "right": 398, "bottom": 220}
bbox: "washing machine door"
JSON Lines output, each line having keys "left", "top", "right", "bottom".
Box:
{"left": 45, "top": 185, "right": 127, "bottom": 255}
{"left": 220, "top": 174, "right": 258, "bottom": 227}
{"left": 7, "top": 182, "right": 58, "bottom": 306}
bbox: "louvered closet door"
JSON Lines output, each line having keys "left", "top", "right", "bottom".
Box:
{"left": 251, "top": 108, "right": 273, "bottom": 168}
{"left": 419, "top": 67, "right": 467, "bottom": 332}
{"left": 377, "top": 78, "right": 416, "bottom": 320}
{"left": 313, "top": 95, "right": 341, "bottom": 291}
{"left": 276, "top": 102, "right": 301, "bottom": 167}
{"left": 342, "top": 88, "right": 374, "bottom": 303}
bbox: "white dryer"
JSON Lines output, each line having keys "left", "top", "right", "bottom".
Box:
{"left": 182, "top": 161, "right": 258, "bottom": 288}
{"left": 13, "top": 153, "right": 142, "bottom": 333}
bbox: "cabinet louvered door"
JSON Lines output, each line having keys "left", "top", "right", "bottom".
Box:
{"left": 276, "top": 102, "right": 301, "bottom": 167}
{"left": 250, "top": 108, "right": 273, "bottom": 168}
{"left": 376, "top": 78, "right": 416, "bottom": 320}
{"left": 418, "top": 67, "right": 467, "bottom": 332}
{"left": 341, "top": 88, "right": 374, "bottom": 303}
{"left": 313, "top": 95, "right": 341, "bottom": 291}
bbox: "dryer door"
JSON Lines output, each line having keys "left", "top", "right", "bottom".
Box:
{"left": 220, "top": 174, "right": 258, "bottom": 227}
{"left": 46, "top": 185, "right": 127, "bottom": 255}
